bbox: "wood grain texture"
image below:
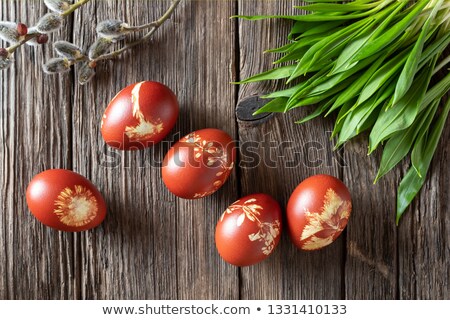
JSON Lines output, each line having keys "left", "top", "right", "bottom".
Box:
{"left": 0, "top": 0, "right": 448, "bottom": 300}
{"left": 397, "top": 111, "right": 450, "bottom": 300}
{"left": 1, "top": 1, "right": 75, "bottom": 299}
{"left": 343, "top": 137, "right": 399, "bottom": 299}
{"left": 237, "top": 0, "right": 344, "bottom": 300}
{"left": 70, "top": 0, "right": 238, "bottom": 299}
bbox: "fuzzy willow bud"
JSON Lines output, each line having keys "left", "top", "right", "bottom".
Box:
{"left": 78, "top": 62, "right": 96, "bottom": 85}
{"left": 44, "top": 0, "right": 72, "bottom": 13}
{"left": 0, "top": 22, "right": 20, "bottom": 44}
{"left": 88, "top": 37, "right": 112, "bottom": 60}
{"left": 36, "top": 13, "right": 64, "bottom": 34}
{"left": 96, "top": 20, "right": 129, "bottom": 38}
{"left": 54, "top": 41, "right": 83, "bottom": 60}
{"left": 43, "top": 57, "right": 71, "bottom": 74}
{"left": 0, "top": 54, "right": 13, "bottom": 70}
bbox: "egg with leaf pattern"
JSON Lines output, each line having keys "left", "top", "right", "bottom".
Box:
{"left": 162, "top": 128, "right": 235, "bottom": 199}
{"left": 215, "top": 194, "right": 282, "bottom": 267}
{"left": 101, "top": 81, "right": 179, "bottom": 150}
{"left": 26, "top": 169, "right": 107, "bottom": 232}
{"left": 287, "top": 174, "right": 352, "bottom": 251}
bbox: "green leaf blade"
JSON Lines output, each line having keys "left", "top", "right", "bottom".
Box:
{"left": 235, "top": 65, "right": 296, "bottom": 84}
{"left": 397, "top": 98, "right": 450, "bottom": 223}
{"left": 253, "top": 97, "right": 289, "bottom": 115}
{"left": 393, "top": 0, "right": 443, "bottom": 105}
{"left": 368, "top": 65, "right": 433, "bottom": 153}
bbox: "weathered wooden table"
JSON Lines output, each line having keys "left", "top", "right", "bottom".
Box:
{"left": 1, "top": 0, "right": 448, "bottom": 300}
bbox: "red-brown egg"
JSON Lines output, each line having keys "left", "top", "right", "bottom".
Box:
{"left": 26, "top": 169, "right": 107, "bottom": 232}
{"left": 215, "top": 194, "right": 282, "bottom": 267}
{"left": 162, "top": 128, "right": 235, "bottom": 199}
{"left": 101, "top": 81, "right": 179, "bottom": 150}
{"left": 287, "top": 174, "right": 352, "bottom": 250}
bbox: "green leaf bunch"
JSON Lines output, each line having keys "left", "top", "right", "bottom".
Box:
{"left": 237, "top": 0, "right": 450, "bottom": 224}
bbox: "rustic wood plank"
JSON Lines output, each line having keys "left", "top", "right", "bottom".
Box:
{"left": 237, "top": 0, "right": 344, "bottom": 299}
{"left": 397, "top": 113, "right": 450, "bottom": 299}
{"left": 1, "top": 1, "right": 75, "bottom": 299}
{"left": 343, "top": 137, "right": 398, "bottom": 299}
{"left": 1, "top": 0, "right": 448, "bottom": 301}
{"left": 171, "top": 0, "right": 239, "bottom": 300}
{"left": 71, "top": 0, "right": 238, "bottom": 299}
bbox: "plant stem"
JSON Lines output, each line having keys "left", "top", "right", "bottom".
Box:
{"left": 6, "top": 33, "right": 37, "bottom": 54}
{"left": 6, "top": 0, "right": 91, "bottom": 54}
{"left": 62, "top": 0, "right": 92, "bottom": 17}
{"left": 155, "top": 0, "right": 182, "bottom": 27}
{"left": 93, "top": 0, "right": 182, "bottom": 62}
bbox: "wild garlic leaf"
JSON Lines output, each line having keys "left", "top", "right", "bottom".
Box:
{"left": 263, "top": 83, "right": 304, "bottom": 99}
{"left": 397, "top": 98, "right": 450, "bottom": 223}
{"left": 308, "top": 53, "right": 379, "bottom": 98}
{"left": 396, "top": 168, "right": 422, "bottom": 224}
{"left": 369, "top": 64, "right": 434, "bottom": 153}
{"left": 302, "top": 0, "right": 348, "bottom": 3}
{"left": 274, "top": 47, "right": 309, "bottom": 64}
{"left": 418, "top": 67, "right": 450, "bottom": 112}
{"left": 237, "top": 0, "right": 450, "bottom": 223}
{"left": 393, "top": 0, "right": 443, "bottom": 105}
{"left": 292, "top": 19, "right": 368, "bottom": 79}
{"left": 329, "top": 54, "right": 385, "bottom": 113}
{"left": 331, "top": 100, "right": 355, "bottom": 139}
{"left": 295, "top": 98, "right": 335, "bottom": 124}
{"left": 288, "top": 66, "right": 333, "bottom": 105}
{"left": 418, "top": 32, "right": 450, "bottom": 70}
{"left": 234, "top": 65, "right": 295, "bottom": 84}
{"left": 411, "top": 98, "right": 449, "bottom": 178}
{"left": 265, "top": 42, "right": 295, "bottom": 54}
{"left": 336, "top": 109, "right": 379, "bottom": 149}
{"left": 413, "top": 102, "right": 439, "bottom": 155}
{"left": 352, "top": 1, "right": 429, "bottom": 62}
{"left": 357, "top": 47, "right": 409, "bottom": 106}
{"left": 338, "top": 94, "right": 378, "bottom": 144}
{"left": 332, "top": 1, "right": 406, "bottom": 74}
{"left": 288, "top": 33, "right": 326, "bottom": 50}
{"left": 288, "top": 74, "right": 359, "bottom": 110}
{"left": 253, "top": 97, "right": 288, "bottom": 115}
{"left": 375, "top": 102, "right": 438, "bottom": 183}
{"left": 288, "top": 21, "right": 317, "bottom": 40}
{"left": 297, "top": 20, "right": 343, "bottom": 39}
{"left": 299, "top": 2, "right": 380, "bottom": 13}
{"left": 339, "top": 97, "right": 386, "bottom": 146}
{"left": 236, "top": 10, "right": 374, "bottom": 22}
{"left": 332, "top": 33, "right": 371, "bottom": 75}
{"left": 364, "top": 78, "right": 395, "bottom": 109}
{"left": 341, "top": 76, "right": 396, "bottom": 122}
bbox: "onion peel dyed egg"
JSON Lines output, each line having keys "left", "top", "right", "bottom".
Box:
{"left": 215, "top": 194, "right": 282, "bottom": 267}
{"left": 287, "top": 174, "right": 351, "bottom": 251}
{"left": 26, "top": 169, "right": 107, "bottom": 232}
{"left": 101, "top": 81, "right": 179, "bottom": 150}
{"left": 162, "top": 128, "right": 235, "bottom": 199}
